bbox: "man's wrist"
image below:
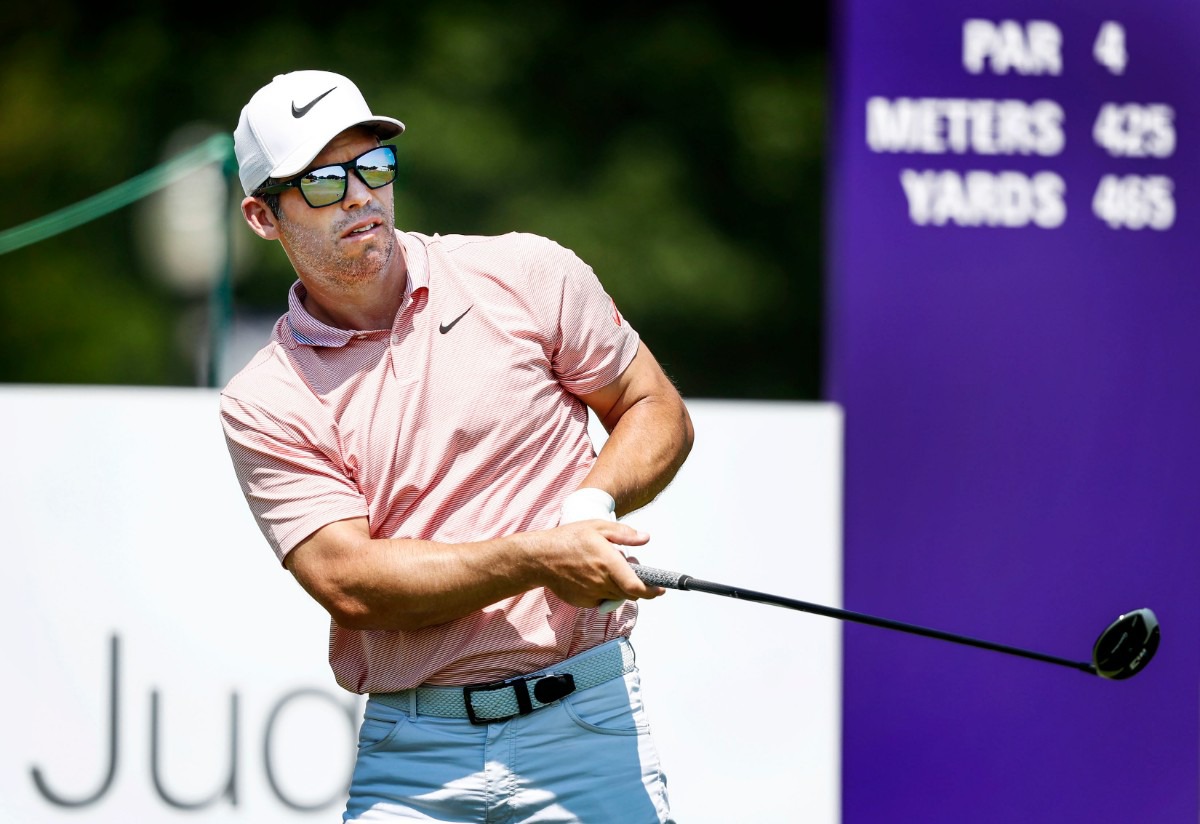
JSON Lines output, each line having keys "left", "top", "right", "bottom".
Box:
{"left": 559, "top": 487, "right": 616, "bottom": 524}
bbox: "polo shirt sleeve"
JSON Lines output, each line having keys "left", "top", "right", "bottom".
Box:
{"left": 540, "top": 238, "right": 641, "bottom": 395}
{"left": 220, "top": 393, "right": 368, "bottom": 566}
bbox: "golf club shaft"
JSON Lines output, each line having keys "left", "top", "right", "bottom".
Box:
{"left": 631, "top": 564, "right": 1098, "bottom": 676}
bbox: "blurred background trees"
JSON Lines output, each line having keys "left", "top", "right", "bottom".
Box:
{"left": 0, "top": 1, "right": 828, "bottom": 399}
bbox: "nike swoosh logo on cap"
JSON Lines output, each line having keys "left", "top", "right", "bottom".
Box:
{"left": 291, "top": 87, "right": 336, "bottom": 118}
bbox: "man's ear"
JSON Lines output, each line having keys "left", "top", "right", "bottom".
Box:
{"left": 242, "top": 196, "right": 281, "bottom": 240}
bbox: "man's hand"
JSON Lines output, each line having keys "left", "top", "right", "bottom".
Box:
{"left": 559, "top": 488, "right": 629, "bottom": 613}
{"left": 546, "top": 505, "right": 662, "bottom": 611}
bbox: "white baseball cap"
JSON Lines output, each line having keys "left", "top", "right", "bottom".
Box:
{"left": 233, "top": 70, "right": 405, "bottom": 195}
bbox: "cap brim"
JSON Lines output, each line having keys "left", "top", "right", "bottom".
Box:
{"left": 269, "top": 116, "right": 405, "bottom": 180}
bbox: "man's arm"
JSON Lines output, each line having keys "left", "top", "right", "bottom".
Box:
{"left": 284, "top": 515, "right": 660, "bottom": 631}
{"left": 282, "top": 341, "right": 692, "bottom": 633}
{"left": 574, "top": 341, "right": 694, "bottom": 516}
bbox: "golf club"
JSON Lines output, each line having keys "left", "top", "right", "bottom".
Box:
{"left": 630, "top": 564, "right": 1159, "bottom": 680}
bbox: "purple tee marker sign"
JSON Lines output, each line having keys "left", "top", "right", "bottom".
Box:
{"left": 827, "top": 1, "right": 1198, "bottom": 821}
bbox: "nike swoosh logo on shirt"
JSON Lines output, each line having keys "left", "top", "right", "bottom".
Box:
{"left": 291, "top": 87, "right": 336, "bottom": 118}
{"left": 439, "top": 306, "right": 473, "bottom": 334}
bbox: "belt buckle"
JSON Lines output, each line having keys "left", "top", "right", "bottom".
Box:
{"left": 462, "top": 675, "right": 530, "bottom": 725}
{"left": 461, "top": 672, "right": 577, "bottom": 725}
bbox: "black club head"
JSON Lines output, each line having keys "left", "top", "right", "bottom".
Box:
{"left": 1092, "top": 608, "right": 1160, "bottom": 680}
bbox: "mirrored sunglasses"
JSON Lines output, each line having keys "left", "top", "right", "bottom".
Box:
{"left": 256, "top": 145, "right": 397, "bottom": 208}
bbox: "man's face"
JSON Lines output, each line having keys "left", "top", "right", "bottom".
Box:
{"left": 272, "top": 127, "right": 397, "bottom": 290}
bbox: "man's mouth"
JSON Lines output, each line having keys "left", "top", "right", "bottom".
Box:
{"left": 343, "top": 219, "right": 382, "bottom": 238}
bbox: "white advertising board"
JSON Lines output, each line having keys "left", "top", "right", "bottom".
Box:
{"left": 0, "top": 386, "right": 842, "bottom": 823}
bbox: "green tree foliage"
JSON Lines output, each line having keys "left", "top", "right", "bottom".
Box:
{"left": 0, "top": 1, "right": 828, "bottom": 398}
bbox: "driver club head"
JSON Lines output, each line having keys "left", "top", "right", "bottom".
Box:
{"left": 1092, "top": 608, "right": 1160, "bottom": 680}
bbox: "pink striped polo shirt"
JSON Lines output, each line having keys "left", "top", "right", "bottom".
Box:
{"left": 220, "top": 230, "right": 641, "bottom": 693}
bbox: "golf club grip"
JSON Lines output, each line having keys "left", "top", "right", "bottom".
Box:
{"left": 630, "top": 564, "right": 691, "bottom": 590}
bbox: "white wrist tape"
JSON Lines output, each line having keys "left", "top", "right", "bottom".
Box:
{"left": 559, "top": 488, "right": 617, "bottom": 525}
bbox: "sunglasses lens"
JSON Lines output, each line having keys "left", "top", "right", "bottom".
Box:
{"left": 300, "top": 169, "right": 348, "bottom": 207}
{"left": 358, "top": 146, "right": 397, "bottom": 189}
{"left": 294, "top": 147, "right": 397, "bottom": 207}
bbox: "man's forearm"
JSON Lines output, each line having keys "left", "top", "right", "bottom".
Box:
{"left": 286, "top": 517, "right": 658, "bottom": 631}
{"left": 583, "top": 393, "right": 694, "bottom": 516}
{"left": 576, "top": 343, "right": 695, "bottom": 515}
{"left": 286, "top": 520, "right": 540, "bottom": 631}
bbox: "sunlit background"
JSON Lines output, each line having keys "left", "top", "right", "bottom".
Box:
{"left": 0, "top": 2, "right": 828, "bottom": 397}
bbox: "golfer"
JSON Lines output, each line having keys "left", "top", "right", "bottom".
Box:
{"left": 219, "top": 69, "right": 694, "bottom": 823}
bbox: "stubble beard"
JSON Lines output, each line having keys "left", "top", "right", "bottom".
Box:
{"left": 280, "top": 204, "right": 397, "bottom": 291}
